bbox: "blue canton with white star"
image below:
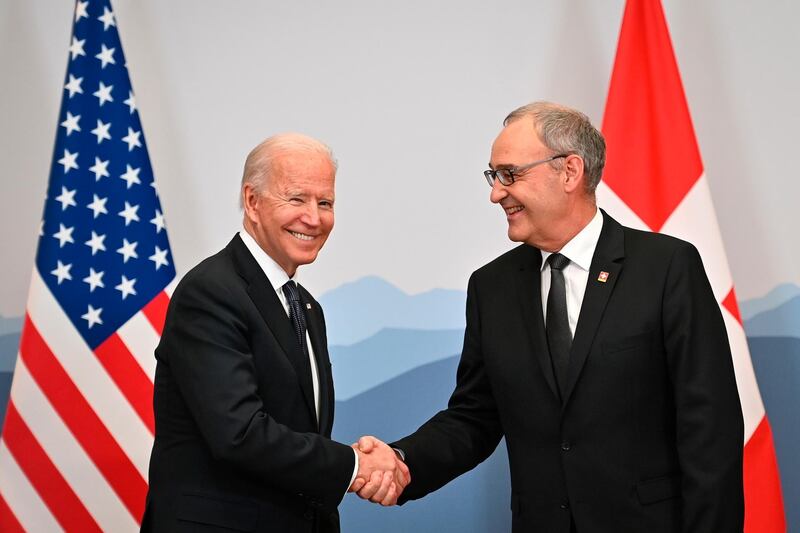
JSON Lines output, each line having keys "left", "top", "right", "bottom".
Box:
{"left": 37, "top": 0, "right": 175, "bottom": 349}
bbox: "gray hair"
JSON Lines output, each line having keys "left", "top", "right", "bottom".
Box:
{"left": 240, "top": 133, "right": 338, "bottom": 207}
{"left": 504, "top": 101, "right": 606, "bottom": 193}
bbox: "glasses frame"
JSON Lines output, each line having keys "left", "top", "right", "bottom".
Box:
{"left": 484, "top": 154, "right": 569, "bottom": 187}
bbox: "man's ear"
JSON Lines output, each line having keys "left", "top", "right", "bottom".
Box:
{"left": 563, "top": 155, "right": 585, "bottom": 193}
{"left": 242, "top": 183, "right": 259, "bottom": 222}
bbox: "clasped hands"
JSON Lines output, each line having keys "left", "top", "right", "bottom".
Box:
{"left": 348, "top": 436, "right": 410, "bottom": 506}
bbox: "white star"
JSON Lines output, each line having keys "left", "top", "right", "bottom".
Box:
{"left": 118, "top": 201, "right": 140, "bottom": 226}
{"left": 90, "top": 119, "right": 112, "bottom": 144}
{"left": 87, "top": 194, "right": 108, "bottom": 218}
{"left": 95, "top": 44, "right": 116, "bottom": 69}
{"left": 150, "top": 209, "right": 165, "bottom": 233}
{"left": 149, "top": 246, "right": 170, "bottom": 270}
{"left": 121, "top": 127, "right": 142, "bottom": 151}
{"left": 123, "top": 91, "right": 136, "bottom": 114}
{"left": 53, "top": 223, "right": 75, "bottom": 247}
{"left": 89, "top": 157, "right": 110, "bottom": 181}
{"left": 120, "top": 165, "right": 142, "bottom": 189}
{"left": 83, "top": 268, "right": 105, "bottom": 292}
{"left": 115, "top": 275, "right": 137, "bottom": 299}
{"left": 84, "top": 231, "right": 107, "bottom": 255}
{"left": 98, "top": 7, "right": 116, "bottom": 30}
{"left": 117, "top": 239, "right": 138, "bottom": 263}
{"left": 93, "top": 81, "right": 114, "bottom": 106}
{"left": 81, "top": 304, "right": 103, "bottom": 329}
{"left": 57, "top": 149, "right": 79, "bottom": 174}
{"left": 55, "top": 186, "right": 77, "bottom": 211}
{"left": 50, "top": 260, "right": 73, "bottom": 284}
{"left": 60, "top": 111, "right": 81, "bottom": 136}
{"left": 74, "top": 1, "right": 89, "bottom": 22}
{"left": 64, "top": 74, "right": 83, "bottom": 98}
{"left": 69, "top": 36, "right": 86, "bottom": 60}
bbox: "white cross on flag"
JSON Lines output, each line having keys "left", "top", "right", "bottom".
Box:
{"left": 0, "top": 0, "right": 174, "bottom": 530}
{"left": 599, "top": 0, "right": 786, "bottom": 530}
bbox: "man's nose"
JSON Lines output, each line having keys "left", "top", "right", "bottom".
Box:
{"left": 302, "top": 204, "right": 321, "bottom": 226}
{"left": 489, "top": 180, "right": 508, "bottom": 204}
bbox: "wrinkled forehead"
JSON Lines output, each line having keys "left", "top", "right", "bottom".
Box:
{"left": 271, "top": 150, "right": 336, "bottom": 190}
{"left": 490, "top": 119, "right": 545, "bottom": 165}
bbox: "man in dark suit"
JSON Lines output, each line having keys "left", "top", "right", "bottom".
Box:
{"left": 356, "top": 102, "right": 744, "bottom": 532}
{"left": 142, "top": 133, "right": 407, "bottom": 532}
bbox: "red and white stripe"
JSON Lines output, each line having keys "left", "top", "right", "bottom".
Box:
{"left": 600, "top": 1, "right": 785, "bottom": 530}
{"left": 0, "top": 270, "right": 171, "bottom": 531}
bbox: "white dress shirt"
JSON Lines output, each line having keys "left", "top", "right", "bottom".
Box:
{"left": 239, "top": 230, "right": 322, "bottom": 419}
{"left": 239, "top": 230, "right": 359, "bottom": 491}
{"left": 540, "top": 208, "right": 604, "bottom": 336}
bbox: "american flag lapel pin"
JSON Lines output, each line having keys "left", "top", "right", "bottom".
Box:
{"left": 598, "top": 271, "right": 609, "bottom": 283}
{"left": 306, "top": 303, "right": 312, "bottom": 310}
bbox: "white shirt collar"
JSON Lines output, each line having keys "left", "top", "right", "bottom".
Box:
{"left": 238, "top": 229, "right": 299, "bottom": 292}
{"left": 541, "top": 208, "right": 603, "bottom": 272}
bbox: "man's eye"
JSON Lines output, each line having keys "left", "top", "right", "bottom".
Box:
{"left": 498, "top": 169, "right": 514, "bottom": 180}
{"left": 319, "top": 201, "right": 333, "bottom": 209}
{"left": 289, "top": 198, "right": 303, "bottom": 204}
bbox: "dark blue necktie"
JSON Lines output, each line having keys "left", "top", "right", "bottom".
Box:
{"left": 282, "top": 280, "right": 322, "bottom": 427}
{"left": 546, "top": 253, "right": 572, "bottom": 397}
{"left": 282, "top": 280, "right": 309, "bottom": 357}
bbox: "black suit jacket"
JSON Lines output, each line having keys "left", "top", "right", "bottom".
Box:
{"left": 394, "top": 211, "right": 744, "bottom": 532}
{"left": 142, "top": 235, "right": 354, "bottom": 533}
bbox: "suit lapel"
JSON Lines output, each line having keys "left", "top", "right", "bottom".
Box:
{"left": 513, "top": 247, "right": 560, "bottom": 400}
{"left": 561, "top": 210, "right": 625, "bottom": 407}
{"left": 228, "top": 235, "right": 317, "bottom": 423}
{"left": 301, "top": 288, "right": 333, "bottom": 435}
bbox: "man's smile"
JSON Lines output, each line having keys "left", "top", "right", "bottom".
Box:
{"left": 288, "top": 230, "right": 315, "bottom": 241}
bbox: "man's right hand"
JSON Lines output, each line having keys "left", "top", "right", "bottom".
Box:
{"left": 348, "top": 435, "right": 410, "bottom": 506}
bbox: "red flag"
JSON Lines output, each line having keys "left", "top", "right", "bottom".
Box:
{"left": 600, "top": 0, "right": 785, "bottom": 530}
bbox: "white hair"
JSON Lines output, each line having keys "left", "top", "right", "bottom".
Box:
{"left": 239, "top": 132, "right": 337, "bottom": 207}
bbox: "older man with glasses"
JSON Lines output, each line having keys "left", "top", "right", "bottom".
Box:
{"left": 354, "top": 101, "right": 744, "bottom": 533}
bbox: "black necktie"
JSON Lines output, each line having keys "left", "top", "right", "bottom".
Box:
{"left": 282, "top": 281, "right": 308, "bottom": 353}
{"left": 546, "top": 253, "right": 572, "bottom": 397}
{"left": 282, "top": 281, "right": 322, "bottom": 427}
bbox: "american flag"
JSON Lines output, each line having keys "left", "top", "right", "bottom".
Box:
{"left": 0, "top": 1, "right": 174, "bottom": 530}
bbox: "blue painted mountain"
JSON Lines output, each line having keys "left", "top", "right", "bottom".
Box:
{"left": 318, "top": 276, "right": 466, "bottom": 346}
{"left": 740, "top": 283, "right": 800, "bottom": 321}
{"left": 0, "top": 315, "right": 23, "bottom": 337}
{"left": 0, "top": 317, "right": 22, "bottom": 428}
{"left": 744, "top": 295, "right": 800, "bottom": 339}
{"left": 333, "top": 355, "right": 511, "bottom": 532}
{"left": 329, "top": 328, "right": 463, "bottom": 400}
{"left": 748, "top": 336, "right": 800, "bottom": 532}
{"left": 0, "top": 372, "right": 11, "bottom": 428}
{"left": 0, "top": 333, "right": 20, "bottom": 373}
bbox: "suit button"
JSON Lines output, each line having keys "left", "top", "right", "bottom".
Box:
{"left": 303, "top": 508, "right": 314, "bottom": 520}
{"left": 561, "top": 441, "right": 571, "bottom": 451}
{"left": 560, "top": 502, "right": 570, "bottom": 510}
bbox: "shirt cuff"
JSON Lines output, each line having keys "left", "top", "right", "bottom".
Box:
{"left": 393, "top": 447, "right": 406, "bottom": 461}
{"left": 346, "top": 448, "right": 359, "bottom": 495}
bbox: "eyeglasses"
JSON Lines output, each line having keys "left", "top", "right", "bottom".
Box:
{"left": 484, "top": 154, "right": 568, "bottom": 187}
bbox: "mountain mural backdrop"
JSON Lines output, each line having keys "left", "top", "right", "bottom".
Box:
{"left": 0, "top": 278, "right": 797, "bottom": 530}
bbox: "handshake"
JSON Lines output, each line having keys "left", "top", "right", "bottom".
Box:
{"left": 348, "top": 436, "right": 410, "bottom": 506}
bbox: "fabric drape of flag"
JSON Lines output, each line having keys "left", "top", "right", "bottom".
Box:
{"left": 598, "top": 0, "right": 785, "bottom": 530}
{"left": 0, "top": 0, "right": 174, "bottom": 530}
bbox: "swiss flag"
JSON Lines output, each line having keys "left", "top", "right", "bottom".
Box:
{"left": 599, "top": 0, "right": 786, "bottom": 530}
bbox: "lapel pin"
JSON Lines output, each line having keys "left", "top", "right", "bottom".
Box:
{"left": 306, "top": 303, "right": 312, "bottom": 309}
{"left": 597, "top": 271, "right": 609, "bottom": 283}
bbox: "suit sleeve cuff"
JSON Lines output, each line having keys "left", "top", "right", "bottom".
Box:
{"left": 345, "top": 448, "right": 359, "bottom": 497}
